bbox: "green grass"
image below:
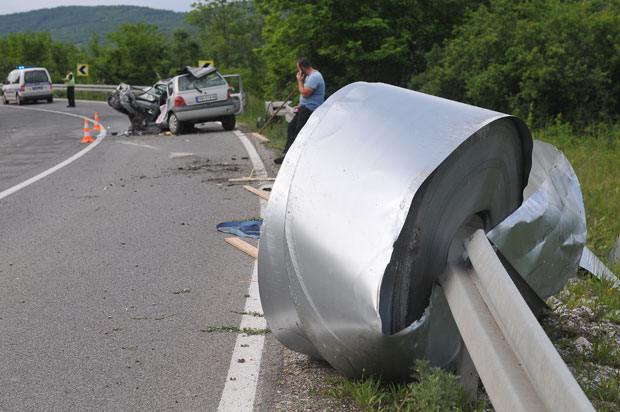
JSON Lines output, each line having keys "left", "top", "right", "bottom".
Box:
{"left": 324, "top": 361, "right": 484, "bottom": 412}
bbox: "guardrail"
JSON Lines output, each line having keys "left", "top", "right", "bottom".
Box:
{"left": 439, "top": 230, "right": 595, "bottom": 412}
{"left": 53, "top": 84, "right": 146, "bottom": 92}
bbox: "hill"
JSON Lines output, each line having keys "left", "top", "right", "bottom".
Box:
{"left": 0, "top": 6, "right": 191, "bottom": 46}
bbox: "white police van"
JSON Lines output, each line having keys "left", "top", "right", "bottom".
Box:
{"left": 2, "top": 66, "right": 54, "bottom": 105}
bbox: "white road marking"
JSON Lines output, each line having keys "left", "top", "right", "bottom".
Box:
{"left": 115, "top": 140, "right": 160, "bottom": 150}
{"left": 233, "top": 130, "right": 268, "bottom": 179}
{"left": 0, "top": 106, "right": 106, "bottom": 201}
{"left": 217, "top": 130, "right": 269, "bottom": 412}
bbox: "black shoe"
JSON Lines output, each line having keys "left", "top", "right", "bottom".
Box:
{"left": 274, "top": 155, "right": 285, "bottom": 165}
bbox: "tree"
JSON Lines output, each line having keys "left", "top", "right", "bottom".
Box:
{"left": 186, "top": 0, "right": 263, "bottom": 69}
{"left": 413, "top": 0, "right": 620, "bottom": 125}
{"left": 255, "top": 0, "right": 483, "bottom": 98}
{"left": 0, "top": 32, "right": 83, "bottom": 81}
{"left": 96, "top": 23, "right": 169, "bottom": 85}
{"left": 167, "top": 28, "right": 202, "bottom": 74}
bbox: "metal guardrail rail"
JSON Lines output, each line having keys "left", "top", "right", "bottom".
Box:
{"left": 439, "top": 229, "right": 595, "bottom": 412}
{"left": 53, "top": 84, "right": 146, "bottom": 92}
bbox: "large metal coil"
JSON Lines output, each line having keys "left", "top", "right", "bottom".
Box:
{"left": 258, "top": 82, "right": 585, "bottom": 379}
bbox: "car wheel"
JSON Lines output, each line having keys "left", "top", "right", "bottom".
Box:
{"left": 2, "top": 94, "right": 7, "bottom": 104}
{"left": 47, "top": 97, "right": 53, "bottom": 103}
{"left": 16, "top": 94, "right": 22, "bottom": 105}
{"left": 221, "top": 115, "right": 236, "bottom": 131}
{"left": 168, "top": 113, "right": 184, "bottom": 134}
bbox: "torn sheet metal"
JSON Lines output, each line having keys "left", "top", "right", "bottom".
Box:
{"left": 107, "top": 83, "right": 164, "bottom": 131}
{"left": 580, "top": 246, "right": 620, "bottom": 287}
{"left": 487, "top": 140, "right": 587, "bottom": 298}
{"left": 258, "top": 82, "right": 533, "bottom": 379}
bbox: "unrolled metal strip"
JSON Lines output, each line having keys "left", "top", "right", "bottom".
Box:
{"left": 487, "top": 140, "right": 587, "bottom": 299}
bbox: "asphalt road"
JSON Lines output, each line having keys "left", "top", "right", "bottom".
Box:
{"left": 0, "top": 100, "right": 280, "bottom": 411}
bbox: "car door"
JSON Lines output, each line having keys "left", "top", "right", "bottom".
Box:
{"left": 222, "top": 74, "right": 245, "bottom": 115}
{"left": 4, "top": 71, "right": 19, "bottom": 102}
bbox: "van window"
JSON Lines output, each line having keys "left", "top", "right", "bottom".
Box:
{"left": 9, "top": 71, "right": 19, "bottom": 84}
{"left": 24, "top": 70, "right": 49, "bottom": 84}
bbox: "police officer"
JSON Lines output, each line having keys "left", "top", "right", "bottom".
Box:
{"left": 63, "top": 68, "right": 75, "bottom": 107}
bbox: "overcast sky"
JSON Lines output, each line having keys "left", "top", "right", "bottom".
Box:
{"left": 0, "top": 1, "right": 196, "bottom": 15}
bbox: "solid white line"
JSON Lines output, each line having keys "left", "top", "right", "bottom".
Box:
{"left": 0, "top": 106, "right": 106, "bottom": 201}
{"left": 218, "top": 130, "right": 269, "bottom": 412}
{"left": 233, "top": 130, "right": 268, "bottom": 178}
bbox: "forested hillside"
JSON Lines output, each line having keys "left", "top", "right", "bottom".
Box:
{"left": 0, "top": 6, "right": 189, "bottom": 46}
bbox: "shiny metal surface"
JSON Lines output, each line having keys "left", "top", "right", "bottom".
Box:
{"left": 580, "top": 246, "right": 620, "bottom": 287}
{"left": 488, "top": 141, "right": 587, "bottom": 298}
{"left": 258, "top": 82, "right": 533, "bottom": 379}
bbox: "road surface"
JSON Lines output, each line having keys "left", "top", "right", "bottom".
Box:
{"left": 0, "top": 100, "right": 281, "bottom": 411}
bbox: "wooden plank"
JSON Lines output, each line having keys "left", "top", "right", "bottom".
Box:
{"left": 252, "top": 132, "right": 270, "bottom": 143}
{"left": 225, "top": 237, "right": 258, "bottom": 259}
{"left": 228, "top": 177, "right": 276, "bottom": 183}
{"left": 243, "top": 185, "right": 270, "bottom": 201}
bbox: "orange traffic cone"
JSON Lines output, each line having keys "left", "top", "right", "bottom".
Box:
{"left": 81, "top": 119, "right": 94, "bottom": 143}
{"left": 93, "top": 112, "right": 102, "bottom": 131}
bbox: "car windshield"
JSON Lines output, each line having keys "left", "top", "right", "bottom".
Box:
{"left": 144, "top": 85, "right": 163, "bottom": 97}
{"left": 24, "top": 71, "right": 48, "bottom": 83}
{"left": 178, "top": 73, "right": 227, "bottom": 92}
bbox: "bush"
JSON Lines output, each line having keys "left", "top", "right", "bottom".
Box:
{"left": 413, "top": 0, "right": 620, "bottom": 126}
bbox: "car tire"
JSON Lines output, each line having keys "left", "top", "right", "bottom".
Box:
{"left": 47, "top": 97, "right": 53, "bottom": 103}
{"left": 2, "top": 94, "right": 7, "bottom": 104}
{"left": 221, "top": 115, "right": 236, "bottom": 131}
{"left": 168, "top": 113, "right": 184, "bottom": 135}
{"left": 16, "top": 94, "right": 22, "bottom": 105}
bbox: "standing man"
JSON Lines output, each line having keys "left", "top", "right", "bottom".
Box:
{"left": 63, "top": 68, "right": 75, "bottom": 108}
{"left": 274, "top": 57, "right": 325, "bottom": 164}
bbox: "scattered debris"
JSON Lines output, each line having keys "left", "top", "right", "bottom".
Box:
{"left": 252, "top": 132, "right": 270, "bottom": 143}
{"left": 224, "top": 238, "right": 258, "bottom": 259}
{"left": 243, "top": 185, "right": 270, "bottom": 201}
{"left": 200, "top": 325, "right": 270, "bottom": 335}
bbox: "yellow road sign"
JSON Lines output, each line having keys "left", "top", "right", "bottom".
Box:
{"left": 198, "top": 60, "right": 214, "bottom": 68}
{"left": 77, "top": 64, "right": 89, "bottom": 76}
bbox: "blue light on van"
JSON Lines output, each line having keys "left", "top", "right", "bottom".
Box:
{"left": 16, "top": 65, "right": 36, "bottom": 69}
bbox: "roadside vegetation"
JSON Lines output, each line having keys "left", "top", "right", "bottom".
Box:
{"left": 2, "top": 1, "right": 619, "bottom": 410}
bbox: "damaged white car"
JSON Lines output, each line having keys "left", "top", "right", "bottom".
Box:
{"left": 108, "top": 66, "right": 245, "bottom": 134}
